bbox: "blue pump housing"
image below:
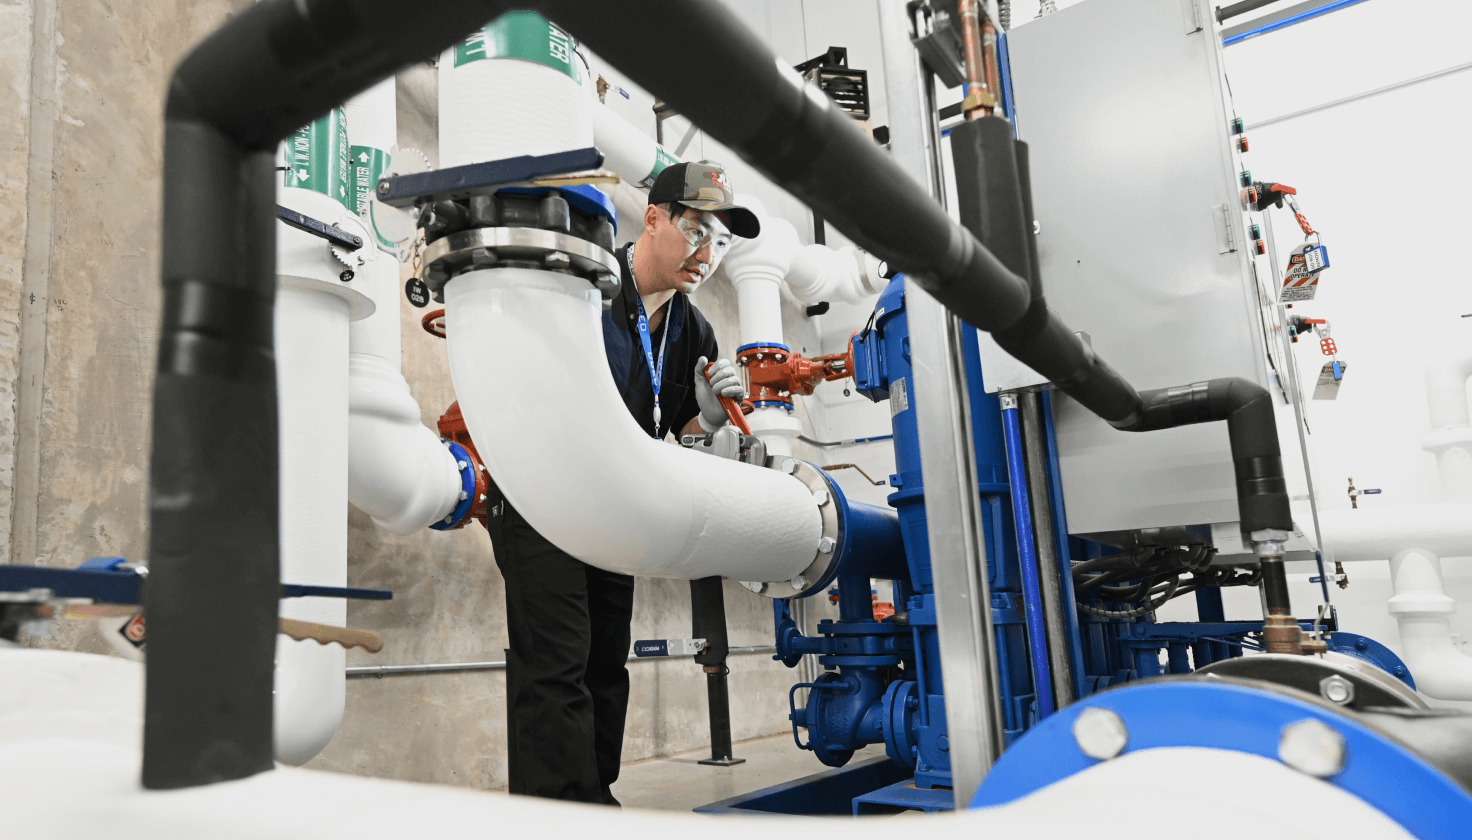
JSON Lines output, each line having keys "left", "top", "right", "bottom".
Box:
{"left": 778, "top": 276, "right": 1038, "bottom": 798}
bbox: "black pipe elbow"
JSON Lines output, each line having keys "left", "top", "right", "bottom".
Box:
{"left": 1114, "top": 377, "right": 1292, "bottom": 534}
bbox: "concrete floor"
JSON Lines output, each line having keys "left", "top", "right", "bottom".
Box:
{"left": 611, "top": 733, "right": 887, "bottom": 813}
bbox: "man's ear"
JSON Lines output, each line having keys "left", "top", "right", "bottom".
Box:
{"left": 642, "top": 204, "right": 661, "bottom": 237}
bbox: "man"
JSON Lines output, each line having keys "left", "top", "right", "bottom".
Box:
{"left": 488, "top": 161, "right": 760, "bottom": 804}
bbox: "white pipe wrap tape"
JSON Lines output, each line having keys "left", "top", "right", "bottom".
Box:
{"left": 445, "top": 268, "right": 821, "bottom": 581}
{"left": 273, "top": 282, "right": 349, "bottom": 765}
{"left": 439, "top": 13, "right": 592, "bottom": 169}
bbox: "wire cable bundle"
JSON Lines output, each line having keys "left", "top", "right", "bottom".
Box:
{"left": 1072, "top": 545, "right": 1262, "bottom": 618}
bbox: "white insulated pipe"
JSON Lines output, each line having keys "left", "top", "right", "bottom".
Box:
{"left": 273, "top": 180, "right": 374, "bottom": 764}
{"left": 719, "top": 197, "right": 802, "bottom": 456}
{"left": 1388, "top": 548, "right": 1472, "bottom": 700}
{"left": 444, "top": 267, "right": 822, "bottom": 582}
{"left": 347, "top": 353, "right": 462, "bottom": 534}
{"left": 786, "top": 243, "right": 888, "bottom": 305}
{"left": 345, "top": 79, "right": 403, "bottom": 367}
{"left": 1315, "top": 348, "right": 1472, "bottom": 700}
{"left": 438, "top": 15, "right": 593, "bottom": 169}
{"left": 591, "top": 100, "right": 679, "bottom": 189}
{"left": 1421, "top": 352, "right": 1472, "bottom": 502}
{"left": 342, "top": 79, "right": 464, "bottom": 536}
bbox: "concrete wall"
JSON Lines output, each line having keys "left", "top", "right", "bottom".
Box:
{"left": 3, "top": 0, "right": 889, "bottom": 793}
{"left": 4, "top": 0, "right": 256, "bottom": 655}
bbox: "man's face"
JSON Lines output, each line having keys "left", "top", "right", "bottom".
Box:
{"left": 643, "top": 204, "right": 734, "bottom": 293}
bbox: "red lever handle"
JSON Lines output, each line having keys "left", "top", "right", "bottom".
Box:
{"left": 705, "top": 362, "right": 753, "bottom": 436}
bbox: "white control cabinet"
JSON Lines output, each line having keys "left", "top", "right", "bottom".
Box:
{"left": 982, "top": 0, "right": 1319, "bottom": 559}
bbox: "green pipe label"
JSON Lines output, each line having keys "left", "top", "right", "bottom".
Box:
{"left": 351, "top": 145, "right": 395, "bottom": 247}
{"left": 453, "top": 11, "right": 582, "bottom": 84}
{"left": 283, "top": 107, "right": 351, "bottom": 210}
{"left": 641, "top": 145, "right": 680, "bottom": 189}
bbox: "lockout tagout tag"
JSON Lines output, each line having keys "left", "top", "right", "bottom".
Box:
{"left": 1313, "top": 360, "right": 1347, "bottom": 400}
{"left": 1282, "top": 243, "right": 1331, "bottom": 302}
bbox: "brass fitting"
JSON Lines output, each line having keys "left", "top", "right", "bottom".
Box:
{"left": 1262, "top": 614, "right": 1304, "bottom": 655}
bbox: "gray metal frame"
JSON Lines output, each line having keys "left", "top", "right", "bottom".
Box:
{"left": 877, "top": 0, "right": 1005, "bottom": 808}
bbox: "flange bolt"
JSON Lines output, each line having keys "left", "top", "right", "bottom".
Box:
{"left": 1073, "top": 707, "right": 1128, "bottom": 760}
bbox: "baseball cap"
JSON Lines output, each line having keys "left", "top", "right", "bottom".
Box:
{"left": 647, "top": 161, "right": 761, "bottom": 239}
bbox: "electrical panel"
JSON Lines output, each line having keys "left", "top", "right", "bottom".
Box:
{"left": 981, "top": 0, "right": 1319, "bottom": 561}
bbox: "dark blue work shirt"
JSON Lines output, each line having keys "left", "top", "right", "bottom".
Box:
{"left": 603, "top": 243, "right": 720, "bottom": 439}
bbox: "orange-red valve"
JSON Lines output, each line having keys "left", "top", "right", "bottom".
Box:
{"left": 737, "top": 341, "right": 856, "bottom": 409}
{"left": 422, "top": 308, "right": 446, "bottom": 338}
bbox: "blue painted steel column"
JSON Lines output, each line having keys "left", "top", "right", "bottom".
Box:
{"left": 999, "top": 393, "right": 1054, "bottom": 719}
{"left": 1039, "top": 391, "right": 1086, "bottom": 700}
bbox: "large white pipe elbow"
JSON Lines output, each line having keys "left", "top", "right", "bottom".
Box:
{"left": 1421, "top": 354, "right": 1472, "bottom": 502}
{"left": 444, "top": 267, "right": 822, "bottom": 581}
{"left": 1389, "top": 548, "right": 1472, "bottom": 700}
{"left": 347, "top": 353, "right": 463, "bottom": 534}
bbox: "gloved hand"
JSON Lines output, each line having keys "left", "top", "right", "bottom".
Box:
{"left": 694, "top": 356, "right": 746, "bottom": 432}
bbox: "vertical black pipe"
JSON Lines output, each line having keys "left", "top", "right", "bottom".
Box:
{"left": 144, "top": 124, "right": 280, "bottom": 789}
{"left": 690, "top": 577, "right": 744, "bottom": 766}
{"left": 1018, "top": 391, "right": 1076, "bottom": 707}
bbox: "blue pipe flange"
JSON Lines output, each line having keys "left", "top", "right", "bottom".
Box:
{"left": 735, "top": 341, "right": 791, "bottom": 355}
{"left": 428, "top": 441, "right": 477, "bottom": 531}
{"left": 971, "top": 679, "right": 1472, "bottom": 839}
{"left": 750, "top": 400, "right": 795, "bottom": 412}
{"left": 1326, "top": 631, "right": 1416, "bottom": 689}
{"left": 882, "top": 679, "right": 921, "bottom": 769}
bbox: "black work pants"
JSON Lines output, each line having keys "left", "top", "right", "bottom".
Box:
{"left": 488, "top": 500, "right": 635, "bottom": 805}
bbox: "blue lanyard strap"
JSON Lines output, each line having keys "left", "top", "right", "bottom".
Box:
{"left": 634, "top": 292, "right": 669, "bottom": 436}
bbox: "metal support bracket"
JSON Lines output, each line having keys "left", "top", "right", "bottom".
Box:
{"left": 375, "top": 147, "right": 605, "bottom": 207}
{"left": 276, "top": 205, "right": 362, "bottom": 251}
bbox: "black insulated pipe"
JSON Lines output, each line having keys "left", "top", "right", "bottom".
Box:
{"left": 1113, "top": 378, "right": 1292, "bottom": 535}
{"left": 146, "top": 0, "right": 506, "bottom": 790}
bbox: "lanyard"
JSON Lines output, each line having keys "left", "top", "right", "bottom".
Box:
{"left": 630, "top": 245, "right": 669, "bottom": 436}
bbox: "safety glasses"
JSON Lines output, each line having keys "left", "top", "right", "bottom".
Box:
{"left": 672, "top": 210, "right": 734, "bottom": 261}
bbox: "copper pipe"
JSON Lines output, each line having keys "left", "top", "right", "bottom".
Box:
{"left": 982, "top": 17, "right": 1003, "bottom": 113}
{"left": 957, "top": 0, "right": 994, "bottom": 118}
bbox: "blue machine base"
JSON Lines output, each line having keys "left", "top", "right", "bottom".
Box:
{"left": 694, "top": 757, "right": 911, "bottom": 816}
{"left": 852, "top": 778, "right": 955, "bottom": 814}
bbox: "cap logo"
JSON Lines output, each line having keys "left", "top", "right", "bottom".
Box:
{"left": 707, "top": 170, "right": 731, "bottom": 192}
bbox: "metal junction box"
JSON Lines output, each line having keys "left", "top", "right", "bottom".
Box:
{"left": 981, "top": 0, "right": 1318, "bottom": 560}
